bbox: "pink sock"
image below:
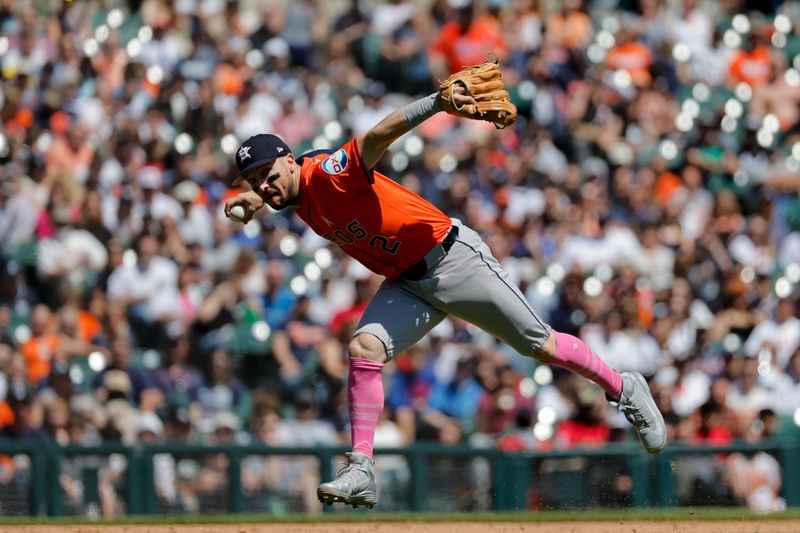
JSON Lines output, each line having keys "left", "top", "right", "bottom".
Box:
{"left": 551, "top": 331, "right": 623, "bottom": 400}
{"left": 348, "top": 357, "right": 385, "bottom": 458}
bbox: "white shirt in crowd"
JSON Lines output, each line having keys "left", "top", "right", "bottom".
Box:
{"left": 37, "top": 228, "right": 108, "bottom": 277}
{"left": 582, "top": 325, "right": 661, "bottom": 376}
{"left": 178, "top": 204, "right": 214, "bottom": 248}
{"left": 107, "top": 255, "right": 180, "bottom": 321}
{"left": 726, "top": 384, "right": 775, "bottom": 414}
{"left": 0, "top": 181, "right": 38, "bottom": 250}
{"left": 671, "top": 369, "right": 711, "bottom": 417}
{"left": 728, "top": 234, "right": 775, "bottom": 276}
{"left": 744, "top": 316, "right": 800, "bottom": 370}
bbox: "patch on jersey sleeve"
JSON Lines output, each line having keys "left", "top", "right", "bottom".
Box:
{"left": 321, "top": 149, "right": 349, "bottom": 175}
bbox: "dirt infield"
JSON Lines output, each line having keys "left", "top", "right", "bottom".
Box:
{"left": 5, "top": 521, "right": 800, "bottom": 533}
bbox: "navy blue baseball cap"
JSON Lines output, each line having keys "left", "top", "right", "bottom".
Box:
{"left": 231, "top": 134, "right": 292, "bottom": 186}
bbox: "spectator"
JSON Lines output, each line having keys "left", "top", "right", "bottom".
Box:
{"left": 196, "top": 349, "right": 251, "bottom": 426}
{"left": 93, "top": 336, "right": 162, "bottom": 412}
{"left": 388, "top": 344, "right": 436, "bottom": 442}
{"left": 606, "top": 28, "right": 653, "bottom": 88}
{"left": 192, "top": 411, "right": 241, "bottom": 513}
{"left": 743, "top": 298, "right": 800, "bottom": 369}
{"left": 422, "top": 357, "right": 483, "bottom": 438}
{"left": 1, "top": 353, "right": 46, "bottom": 440}
{"left": 248, "top": 389, "right": 337, "bottom": 513}
{"left": 667, "top": 0, "right": 713, "bottom": 79}
{"left": 135, "top": 412, "right": 177, "bottom": 509}
{"left": 244, "top": 406, "right": 319, "bottom": 513}
{"left": 18, "top": 305, "right": 99, "bottom": 387}
{"left": 726, "top": 451, "right": 786, "bottom": 513}
{"left": 728, "top": 33, "right": 773, "bottom": 88}
{"left": 727, "top": 357, "right": 775, "bottom": 417}
{"left": 259, "top": 258, "right": 297, "bottom": 331}
{"left": 152, "top": 333, "right": 205, "bottom": 415}
{"left": 372, "top": 406, "right": 411, "bottom": 510}
{"left": 106, "top": 232, "right": 180, "bottom": 347}
{"left": 544, "top": 0, "right": 593, "bottom": 51}
{"left": 43, "top": 121, "right": 95, "bottom": 184}
{"left": 429, "top": 0, "right": 507, "bottom": 79}
{"left": 554, "top": 387, "right": 611, "bottom": 450}
{"left": 476, "top": 361, "right": 533, "bottom": 433}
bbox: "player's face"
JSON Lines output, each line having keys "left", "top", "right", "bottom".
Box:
{"left": 242, "top": 155, "right": 298, "bottom": 210}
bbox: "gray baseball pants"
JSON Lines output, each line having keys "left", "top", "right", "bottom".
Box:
{"left": 354, "top": 219, "right": 551, "bottom": 358}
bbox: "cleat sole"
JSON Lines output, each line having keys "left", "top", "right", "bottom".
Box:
{"left": 317, "top": 486, "right": 378, "bottom": 508}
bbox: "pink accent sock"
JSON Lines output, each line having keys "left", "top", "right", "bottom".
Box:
{"left": 348, "top": 357, "right": 385, "bottom": 458}
{"left": 551, "top": 331, "right": 623, "bottom": 400}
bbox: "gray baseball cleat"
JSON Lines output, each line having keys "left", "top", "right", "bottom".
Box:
{"left": 612, "top": 371, "right": 667, "bottom": 453}
{"left": 317, "top": 452, "right": 378, "bottom": 508}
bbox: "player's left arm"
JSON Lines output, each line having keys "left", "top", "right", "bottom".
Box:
{"left": 357, "top": 85, "right": 475, "bottom": 170}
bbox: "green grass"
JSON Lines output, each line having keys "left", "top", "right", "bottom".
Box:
{"left": 1, "top": 508, "right": 800, "bottom": 525}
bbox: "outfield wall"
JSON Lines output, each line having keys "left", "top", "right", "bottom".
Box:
{"left": 0, "top": 439, "right": 797, "bottom": 517}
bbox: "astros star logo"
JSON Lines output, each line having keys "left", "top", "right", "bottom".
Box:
{"left": 238, "top": 145, "right": 251, "bottom": 162}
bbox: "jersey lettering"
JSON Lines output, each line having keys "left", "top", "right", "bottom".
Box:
{"left": 320, "top": 218, "right": 401, "bottom": 254}
{"left": 368, "top": 235, "right": 401, "bottom": 255}
{"left": 296, "top": 139, "right": 451, "bottom": 278}
{"left": 346, "top": 219, "right": 368, "bottom": 240}
{"left": 333, "top": 230, "right": 354, "bottom": 243}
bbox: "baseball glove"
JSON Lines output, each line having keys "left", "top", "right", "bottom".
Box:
{"left": 439, "top": 58, "right": 517, "bottom": 129}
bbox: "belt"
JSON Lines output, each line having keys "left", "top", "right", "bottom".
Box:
{"left": 400, "top": 225, "right": 459, "bottom": 280}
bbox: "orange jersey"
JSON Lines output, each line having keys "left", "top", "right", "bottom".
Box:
{"left": 729, "top": 45, "right": 772, "bottom": 87}
{"left": 295, "top": 139, "right": 452, "bottom": 279}
{"left": 607, "top": 42, "right": 653, "bottom": 87}
{"left": 20, "top": 333, "right": 61, "bottom": 385}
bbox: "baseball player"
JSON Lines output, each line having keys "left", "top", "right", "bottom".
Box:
{"left": 225, "top": 63, "right": 666, "bottom": 509}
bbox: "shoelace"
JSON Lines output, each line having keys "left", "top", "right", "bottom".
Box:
{"left": 620, "top": 402, "right": 649, "bottom": 429}
{"left": 335, "top": 454, "right": 365, "bottom": 480}
{"left": 335, "top": 460, "right": 356, "bottom": 478}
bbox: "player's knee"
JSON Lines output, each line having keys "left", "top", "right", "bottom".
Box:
{"left": 348, "top": 333, "right": 388, "bottom": 362}
{"left": 532, "top": 331, "right": 556, "bottom": 362}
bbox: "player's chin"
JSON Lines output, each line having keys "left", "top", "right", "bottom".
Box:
{"left": 266, "top": 196, "right": 289, "bottom": 211}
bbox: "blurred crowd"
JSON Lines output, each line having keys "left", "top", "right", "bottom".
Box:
{"left": 2, "top": 0, "right": 800, "bottom": 516}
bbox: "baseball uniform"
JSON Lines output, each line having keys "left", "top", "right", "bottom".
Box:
{"left": 295, "top": 138, "right": 550, "bottom": 357}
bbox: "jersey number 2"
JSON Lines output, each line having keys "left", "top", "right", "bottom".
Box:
{"left": 328, "top": 219, "right": 401, "bottom": 255}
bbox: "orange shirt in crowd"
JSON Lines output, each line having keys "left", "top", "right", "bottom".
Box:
{"left": 213, "top": 63, "right": 244, "bottom": 96}
{"left": 0, "top": 402, "right": 14, "bottom": 429}
{"left": 295, "top": 140, "right": 452, "bottom": 279}
{"left": 728, "top": 45, "right": 772, "bottom": 87}
{"left": 607, "top": 42, "right": 653, "bottom": 87}
{"left": 77, "top": 310, "right": 102, "bottom": 343}
{"left": 0, "top": 455, "right": 14, "bottom": 479}
{"left": 45, "top": 137, "right": 94, "bottom": 176}
{"left": 546, "top": 10, "right": 593, "bottom": 50}
{"left": 20, "top": 333, "right": 62, "bottom": 385}
{"left": 430, "top": 15, "right": 507, "bottom": 73}
{"left": 653, "top": 171, "right": 683, "bottom": 205}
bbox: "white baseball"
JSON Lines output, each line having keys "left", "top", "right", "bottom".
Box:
{"left": 229, "top": 204, "right": 246, "bottom": 222}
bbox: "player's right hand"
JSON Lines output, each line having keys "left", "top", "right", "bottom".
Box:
{"left": 224, "top": 191, "right": 265, "bottom": 224}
